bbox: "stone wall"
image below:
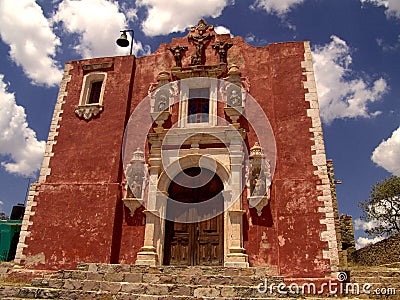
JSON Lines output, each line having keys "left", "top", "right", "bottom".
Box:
{"left": 339, "top": 214, "right": 355, "bottom": 267}
{"left": 326, "top": 160, "right": 342, "bottom": 267}
{"left": 340, "top": 214, "right": 355, "bottom": 250}
{"left": 350, "top": 233, "right": 400, "bottom": 266}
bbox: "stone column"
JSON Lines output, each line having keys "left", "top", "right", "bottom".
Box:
{"left": 135, "top": 134, "right": 163, "bottom": 266}
{"left": 224, "top": 130, "right": 249, "bottom": 267}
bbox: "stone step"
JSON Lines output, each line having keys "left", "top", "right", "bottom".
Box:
{"left": 37, "top": 270, "right": 278, "bottom": 286}
{"left": 350, "top": 270, "right": 400, "bottom": 277}
{"left": 350, "top": 276, "right": 400, "bottom": 285}
{"left": 29, "top": 279, "right": 288, "bottom": 298}
{"left": 0, "top": 285, "right": 299, "bottom": 299}
{"left": 0, "top": 297, "right": 286, "bottom": 300}
{"left": 77, "top": 263, "right": 269, "bottom": 277}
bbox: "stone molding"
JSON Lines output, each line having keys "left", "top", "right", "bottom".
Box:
{"left": 302, "top": 41, "right": 339, "bottom": 275}
{"left": 82, "top": 61, "right": 113, "bottom": 71}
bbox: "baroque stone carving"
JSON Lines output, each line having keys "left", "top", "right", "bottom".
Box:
{"left": 168, "top": 45, "right": 188, "bottom": 67}
{"left": 122, "top": 198, "right": 142, "bottom": 217}
{"left": 212, "top": 41, "right": 233, "bottom": 64}
{"left": 188, "top": 19, "right": 214, "bottom": 66}
{"left": 125, "top": 148, "right": 146, "bottom": 200}
{"left": 75, "top": 104, "right": 103, "bottom": 120}
{"left": 154, "top": 89, "right": 169, "bottom": 112}
{"left": 248, "top": 142, "right": 272, "bottom": 216}
{"left": 151, "top": 84, "right": 172, "bottom": 132}
{"left": 227, "top": 86, "right": 242, "bottom": 107}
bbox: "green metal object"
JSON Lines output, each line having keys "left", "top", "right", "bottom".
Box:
{"left": 0, "top": 220, "right": 22, "bottom": 261}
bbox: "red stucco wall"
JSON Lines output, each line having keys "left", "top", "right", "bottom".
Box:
{"left": 22, "top": 31, "right": 333, "bottom": 277}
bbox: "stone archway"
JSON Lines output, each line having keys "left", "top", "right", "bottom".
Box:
{"left": 136, "top": 152, "right": 249, "bottom": 267}
{"left": 163, "top": 167, "right": 224, "bottom": 266}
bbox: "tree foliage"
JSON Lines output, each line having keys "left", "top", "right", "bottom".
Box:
{"left": 360, "top": 176, "right": 400, "bottom": 237}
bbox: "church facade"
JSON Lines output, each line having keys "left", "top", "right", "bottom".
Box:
{"left": 16, "top": 20, "right": 339, "bottom": 279}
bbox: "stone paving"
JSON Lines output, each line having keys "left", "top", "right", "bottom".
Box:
{"left": 0, "top": 263, "right": 399, "bottom": 299}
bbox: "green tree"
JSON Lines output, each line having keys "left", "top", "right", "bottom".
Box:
{"left": 360, "top": 176, "right": 400, "bottom": 237}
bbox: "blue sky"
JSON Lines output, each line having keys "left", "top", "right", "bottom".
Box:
{"left": 0, "top": 0, "right": 399, "bottom": 249}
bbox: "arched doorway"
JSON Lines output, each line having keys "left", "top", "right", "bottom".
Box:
{"left": 163, "top": 167, "right": 224, "bottom": 266}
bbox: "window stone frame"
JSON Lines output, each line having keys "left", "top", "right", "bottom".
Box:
{"left": 75, "top": 72, "right": 107, "bottom": 120}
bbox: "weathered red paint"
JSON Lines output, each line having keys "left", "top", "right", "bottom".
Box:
{"left": 22, "top": 30, "right": 333, "bottom": 278}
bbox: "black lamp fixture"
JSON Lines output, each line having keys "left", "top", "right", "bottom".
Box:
{"left": 116, "top": 29, "right": 134, "bottom": 55}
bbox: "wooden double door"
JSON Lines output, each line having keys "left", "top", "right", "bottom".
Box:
{"left": 163, "top": 168, "right": 224, "bottom": 266}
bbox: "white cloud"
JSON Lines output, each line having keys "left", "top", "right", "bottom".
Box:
{"left": 355, "top": 236, "right": 385, "bottom": 249}
{"left": 244, "top": 32, "right": 268, "bottom": 45}
{"left": 354, "top": 218, "right": 379, "bottom": 231}
{"left": 371, "top": 126, "right": 400, "bottom": 176}
{"left": 250, "top": 0, "right": 304, "bottom": 15}
{"left": 214, "top": 26, "right": 232, "bottom": 36}
{"left": 0, "top": 75, "right": 45, "bottom": 177}
{"left": 360, "top": 0, "right": 400, "bottom": 19}
{"left": 136, "top": 0, "right": 231, "bottom": 36}
{"left": 312, "top": 36, "right": 388, "bottom": 124}
{"left": 53, "top": 0, "right": 145, "bottom": 58}
{"left": 245, "top": 33, "right": 256, "bottom": 43}
{"left": 376, "top": 35, "right": 400, "bottom": 52}
{"left": 0, "top": 0, "right": 62, "bottom": 87}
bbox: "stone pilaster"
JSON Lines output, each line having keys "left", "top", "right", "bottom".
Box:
{"left": 135, "top": 134, "right": 163, "bottom": 266}
{"left": 224, "top": 130, "right": 248, "bottom": 267}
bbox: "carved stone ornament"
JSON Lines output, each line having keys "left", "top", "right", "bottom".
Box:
{"left": 168, "top": 45, "right": 188, "bottom": 67}
{"left": 248, "top": 142, "right": 272, "bottom": 216}
{"left": 125, "top": 148, "right": 146, "bottom": 199}
{"left": 153, "top": 88, "right": 170, "bottom": 112}
{"left": 188, "top": 19, "right": 214, "bottom": 66}
{"left": 75, "top": 104, "right": 103, "bottom": 120}
{"left": 227, "top": 85, "right": 242, "bottom": 107}
{"left": 122, "top": 198, "right": 142, "bottom": 216}
{"left": 227, "top": 64, "right": 242, "bottom": 86}
{"left": 156, "top": 71, "right": 170, "bottom": 87}
{"left": 212, "top": 40, "right": 233, "bottom": 64}
{"left": 190, "top": 19, "right": 214, "bottom": 33}
{"left": 248, "top": 196, "right": 269, "bottom": 217}
{"left": 150, "top": 85, "right": 172, "bottom": 132}
{"left": 224, "top": 106, "right": 243, "bottom": 129}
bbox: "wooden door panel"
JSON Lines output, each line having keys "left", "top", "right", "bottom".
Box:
{"left": 165, "top": 214, "right": 223, "bottom": 266}
{"left": 197, "top": 213, "right": 223, "bottom": 265}
{"left": 170, "top": 238, "right": 190, "bottom": 265}
{"left": 164, "top": 168, "right": 224, "bottom": 266}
